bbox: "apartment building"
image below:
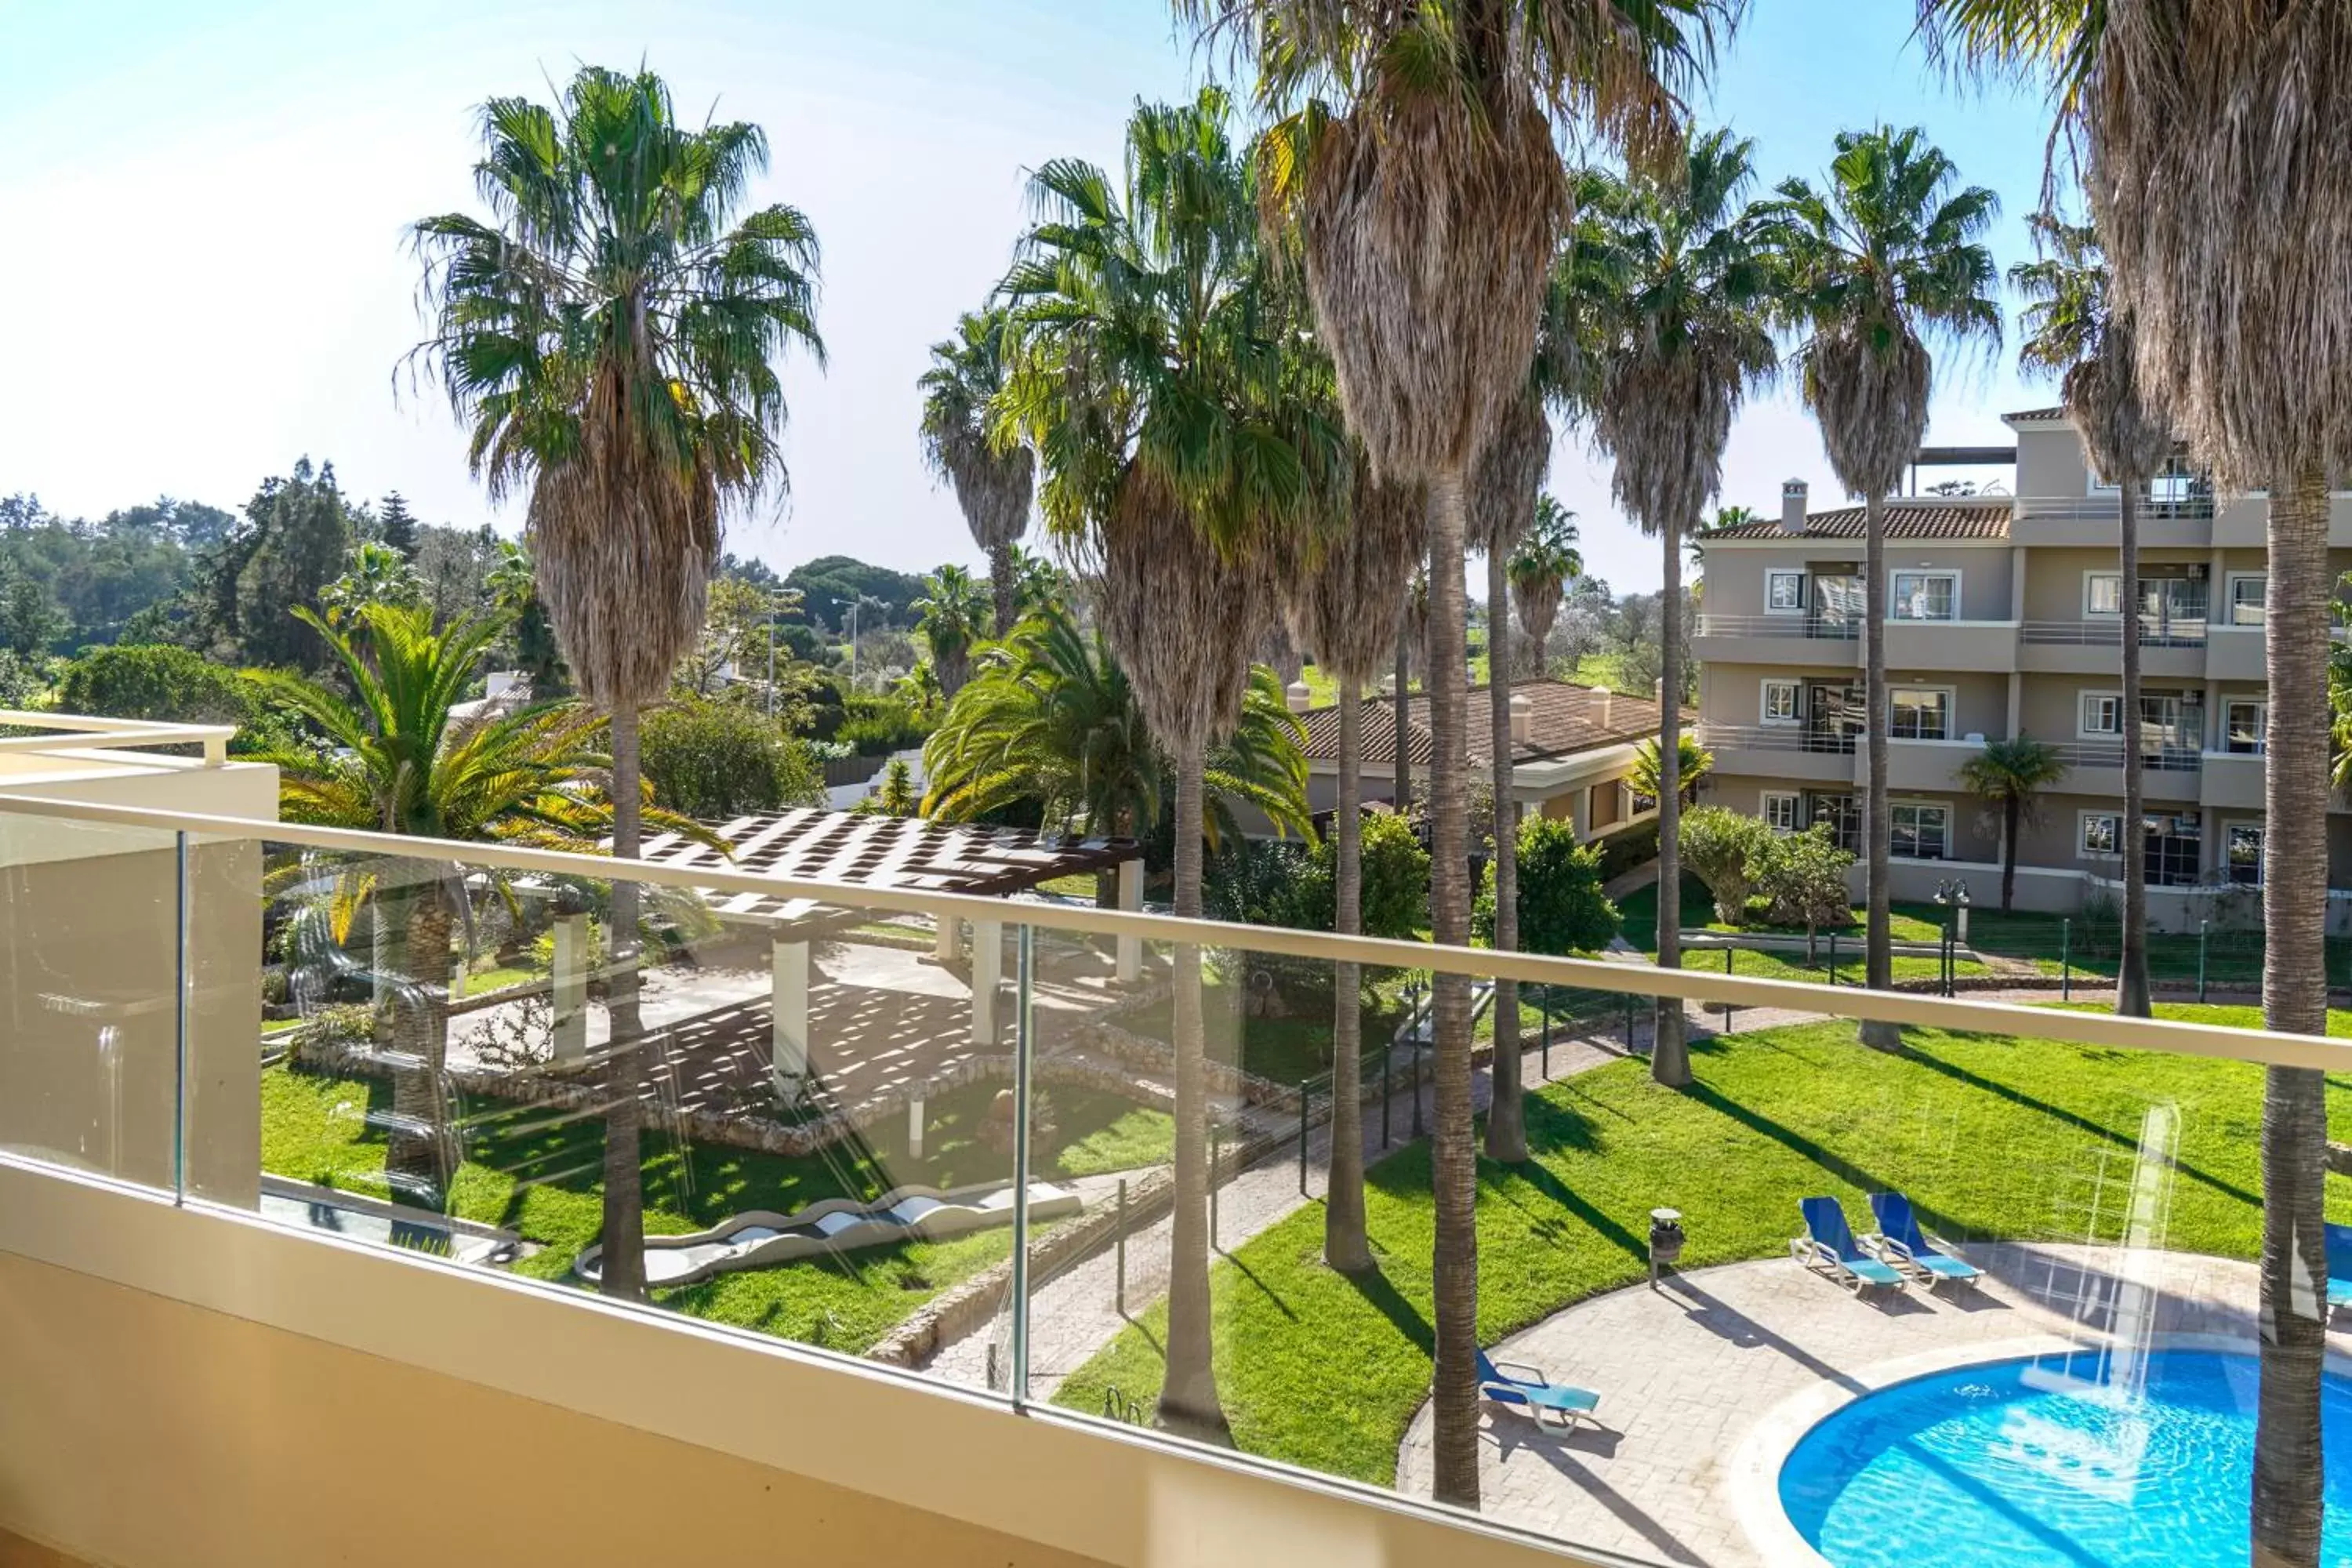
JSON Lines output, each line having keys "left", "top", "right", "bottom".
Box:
{"left": 1693, "top": 406, "right": 2352, "bottom": 928}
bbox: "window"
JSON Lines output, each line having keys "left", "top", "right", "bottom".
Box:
{"left": 1890, "top": 570, "right": 1958, "bottom": 621}
{"left": 2227, "top": 823, "right": 2264, "bottom": 887}
{"left": 2081, "top": 692, "right": 2124, "bottom": 736}
{"left": 2080, "top": 811, "right": 2122, "bottom": 858}
{"left": 2229, "top": 574, "right": 2266, "bottom": 626}
{"left": 1629, "top": 785, "right": 1659, "bottom": 816}
{"left": 1765, "top": 570, "right": 1808, "bottom": 615}
{"left": 2225, "top": 700, "right": 2267, "bottom": 755}
{"left": 2085, "top": 573, "right": 2124, "bottom": 616}
{"left": 1762, "top": 792, "right": 1800, "bottom": 833}
{"left": 1890, "top": 802, "right": 1951, "bottom": 861}
{"left": 1761, "top": 680, "right": 1802, "bottom": 726}
{"left": 1808, "top": 793, "right": 1860, "bottom": 854}
{"left": 2146, "top": 812, "right": 2201, "bottom": 887}
{"left": 1889, "top": 688, "right": 1952, "bottom": 741}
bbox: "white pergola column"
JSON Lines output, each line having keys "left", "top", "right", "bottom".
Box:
{"left": 550, "top": 913, "right": 590, "bottom": 1064}
{"left": 907, "top": 1096, "right": 926, "bottom": 1160}
{"left": 1115, "top": 858, "right": 1144, "bottom": 984}
{"left": 971, "top": 919, "right": 1004, "bottom": 1047}
{"left": 933, "top": 914, "right": 960, "bottom": 965}
{"left": 771, "top": 937, "right": 810, "bottom": 1096}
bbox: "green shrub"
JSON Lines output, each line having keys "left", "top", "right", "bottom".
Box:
{"left": 1475, "top": 815, "right": 1619, "bottom": 954}
{"left": 642, "top": 697, "right": 823, "bottom": 819}
{"left": 58, "top": 644, "right": 284, "bottom": 753}
{"left": 1758, "top": 824, "right": 1853, "bottom": 953}
{"left": 1679, "top": 805, "right": 1781, "bottom": 926}
{"left": 837, "top": 693, "right": 931, "bottom": 756}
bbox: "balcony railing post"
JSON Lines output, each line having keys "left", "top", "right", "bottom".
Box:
{"left": 1008, "top": 924, "right": 1035, "bottom": 1407}
{"left": 173, "top": 829, "right": 190, "bottom": 1205}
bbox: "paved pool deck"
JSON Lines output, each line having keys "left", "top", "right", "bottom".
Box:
{"left": 1396, "top": 1242, "right": 2328, "bottom": 1567}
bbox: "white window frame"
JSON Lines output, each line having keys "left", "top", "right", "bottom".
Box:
{"left": 2079, "top": 690, "right": 2125, "bottom": 739}
{"left": 1889, "top": 800, "right": 1951, "bottom": 862}
{"left": 2083, "top": 570, "right": 2125, "bottom": 618}
{"left": 2227, "top": 822, "right": 2264, "bottom": 887}
{"left": 1887, "top": 685, "right": 1956, "bottom": 742}
{"left": 2078, "top": 810, "right": 2123, "bottom": 860}
{"left": 1888, "top": 568, "right": 1961, "bottom": 622}
{"left": 1759, "top": 679, "right": 1802, "bottom": 727}
{"left": 2226, "top": 572, "right": 2267, "bottom": 628}
{"left": 1764, "top": 569, "right": 1808, "bottom": 615}
{"left": 1761, "top": 791, "right": 1801, "bottom": 833}
{"left": 2224, "top": 699, "right": 2267, "bottom": 755}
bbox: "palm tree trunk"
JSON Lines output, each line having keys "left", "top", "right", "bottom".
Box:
{"left": 2116, "top": 481, "right": 2152, "bottom": 1017}
{"left": 1425, "top": 467, "right": 1479, "bottom": 1512}
{"left": 2002, "top": 797, "right": 2020, "bottom": 914}
{"left": 1158, "top": 736, "right": 1230, "bottom": 1443}
{"left": 598, "top": 702, "right": 648, "bottom": 1301}
{"left": 989, "top": 540, "right": 1017, "bottom": 637}
{"left": 2252, "top": 461, "right": 2329, "bottom": 1568}
{"left": 1652, "top": 520, "right": 1691, "bottom": 1087}
{"left": 1326, "top": 684, "right": 1371, "bottom": 1273}
{"left": 1393, "top": 630, "right": 1413, "bottom": 816}
{"left": 1486, "top": 550, "right": 1526, "bottom": 1162}
{"left": 1858, "top": 490, "right": 1900, "bottom": 1050}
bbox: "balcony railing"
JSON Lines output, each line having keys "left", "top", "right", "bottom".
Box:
{"left": 1694, "top": 614, "right": 1861, "bottom": 641}
{"left": 0, "top": 789, "right": 2345, "bottom": 1568}
{"left": 1700, "top": 722, "right": 1858, "bottom": 755}
{"left": 0, "top": 707, "right": 237, "bottom": 767}
{"left": 2053, "top": 740, "right": 2205, "bottom": 773}
{"left": 2020, "top": 619, "right": 2210, "bottom": 648}
{"left": 2012, "top": 494, "right": 2217, "bottom": 521}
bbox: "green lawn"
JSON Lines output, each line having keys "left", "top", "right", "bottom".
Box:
{"left": 1054, "top": 1004, "right": 2352, "bottom": 1484}
{"left": 1116, "top": 971, "right": 1418, "bottom": 1087}
{"left": 1910, "top": 903, "right": 2352, "bottom": 990}
{"left": 262, "top": 1062, "right": 1169, "bottom": 1352}
{"left": 1617, "top": 874, "right": 1995, "bottom": 986}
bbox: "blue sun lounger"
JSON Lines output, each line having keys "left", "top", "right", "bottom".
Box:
{"left": 2325, "top": 1224, "right": 2352, "bottom": 1314}
{"left": 1867, "top": 1192, "right": 1982, "bottom": 1292}
{"left": 1791, "top": 1196, "right": 1905, "bottom": 1296}
{"left": 1475, "top": 1348, "right": 1602, "bottom": 1430}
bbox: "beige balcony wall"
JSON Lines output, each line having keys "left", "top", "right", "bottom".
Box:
{"left": 2200, "top": 752, "right": 2264, "bottom": 811}
{"left": 2204, "top": 626, "right": 2266, "bottom": 682}
{"left": 2017, "top": 424, "right": 2091, "bottom": 499}
{"left": 1882, "top": 619, "right": 2017, "bottom": 673}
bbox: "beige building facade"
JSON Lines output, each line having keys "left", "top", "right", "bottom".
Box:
{"left": 1693, "top": 408, "right": 2352, "bottom": 930}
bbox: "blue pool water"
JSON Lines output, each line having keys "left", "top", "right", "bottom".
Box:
{"left": 1778, "top": 1348, "right": 2352, "bottom": 1567}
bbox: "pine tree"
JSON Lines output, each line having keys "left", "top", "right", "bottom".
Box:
{"left": 379, "top": 492, "right": 419, "bottom": 559}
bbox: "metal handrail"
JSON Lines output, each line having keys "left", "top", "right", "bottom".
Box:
{"left": 1697, "top": 724, "right": 1858, "bottom": 756}
{"left": 2019, "top": 619, "right": 2210, "bottom": 648}
{"left": 0, "top": 787, "right": 2343, "bottom": 1069}
{"left": 2051, "top": 741, "right": 2205, "bottom": 773}
{"left": 1693, "top": 615, "right": 1861, "bottom": 640}
{"left": 2011, "top": 495, "right": 2217, "bottom": 521}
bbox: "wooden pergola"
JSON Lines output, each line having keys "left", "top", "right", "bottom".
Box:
{"left": 572, "top": 809, "right": 1143, "bottom": 1092}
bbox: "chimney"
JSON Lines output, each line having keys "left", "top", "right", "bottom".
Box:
{"left": 1780, "top": 479, "right": 1809, "bottom": 534}
{"left": 1595, "top": 685, "right": 1612, "bottom": 726}
{"left": 1285, "top": 679, "right": 1313, "bottom": 715}
{"left": 1509, "top": 691, "right": 1533, "bottom": 745}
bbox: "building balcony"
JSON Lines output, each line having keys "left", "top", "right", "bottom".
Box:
{"left": 2053, "top": 740, "right": 2204, "bottom": 804}
{"left": 1697, "top": 723, "right": 1862, "bottom": 784}
{"left": 2018, "top": 621, "right": 2210, "bottom": 680}
{"left": 2201, "top": 750, "right": 2265, "bottom": 811}
{"left": 1693, "top": 616, "right": 2017, "bottom": 673}
{"left": 2009, "top": 494, "right": 2215, "bottom": 548}
{"left": 0, "top": 788, "right": 2339, "bottom": 1568}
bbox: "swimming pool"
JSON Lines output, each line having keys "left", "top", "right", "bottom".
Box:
{"left": 1778, "top": 1347, "right": 2352, "bottom": 1567}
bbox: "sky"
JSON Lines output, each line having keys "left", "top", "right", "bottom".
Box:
{"left": 0, "top": 0, "right": 2057, "bottom": 597}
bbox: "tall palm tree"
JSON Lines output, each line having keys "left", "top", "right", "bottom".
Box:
{"left": 919, "top": 308, "right": 1036, "bottom": 635}
{"left": 1957, "top": 735, "right": 2067, "bottom": 914}
{"left": 1393, "top": 568, "right": 1428, "bottom": 817}
{"left": 1916, "top": 8, "right": 2352, "bottom": 1555}
{"left": 923, "top": 601, "right": 1313, "bottom": 844}
{"left": 1509, "top": 497, "right": 1582, "bottom": 673}
{"left": 2011, "top": 211, "right": 2166, "bottom": 1014}
{"left": 1632, "top": 732, "right": 1713, "bottom": 808}
{"left": 1189, "top": 0, "right": 1722, "bottom": 1508}
{"left": 998, "top": 89, "right": 1341, "bottom": 1443}
{"left": 408, "top": 65, "right": 824, "bottom": 1300}
{"left": 1472, "top": 394, "right": 1550, "bottom": 1160}
{"left": 248, "top": 603, "right": 615, "bottom": 1191}
{"left": 1764, "top": 125, "right": 1999, "bottom": 1052}
{"left": 912, "top": 563, "right": 993, "bottom": 695}
{"left": 1577, "top": 127, "right": 1779, "bottom": 1087}
{"left": 1287, "top": 463, "right": 1424, "bottom": 1269}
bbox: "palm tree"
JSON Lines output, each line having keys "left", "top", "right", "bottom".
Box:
{"left": 1509, "top": 497, "right": 1582, "bottom": 674}
{"left": 1472, "top": 394, "right": 1550, "bottom": 1160}
{"left": 924, "top": 602, "right": 1313, "bottom": 844}
{"left": 913, "top": 564, "right": 993, "bottom": 696}
{"left": 1393, "top": 568, "right": 1428, "bottom": 818}
{"left": 1957, "top": 735, "right": 2067, "bottom": 915}
{"left": 248, "top": 603, "right": 613, "bottom": 1192}
{"left": 998, "top": 89, "right": 1341, "bottom": 1443}
{"left": 318, "top": 541, "right": 426, "bottom": 626}
{"left": 2010, "top": 212, "right": 2165, "bottom": 1014}
{"left": 1189, "top": 0, "right": 1721, "bottom": 1509}
{"left": 920, "top": 308, "right": 1036, "bottom": 635}
{"left": 408, "top": 65, "right": 825, "bottom": 1301}
{"left": 1915, "top": 9, "right": 2352, "bottom": 1552}
{"left": 1576, "top": 128, "right": 1779, "bottom": 1087}
{"left": 1287, "top": 463, "right": 1424, "bottom": 1267}
{"left": 1632, "top": 732, "right": 1713, "bottom": 809}
{"left": 1764, "top": 125, "right": 1999, "bottom": 1051}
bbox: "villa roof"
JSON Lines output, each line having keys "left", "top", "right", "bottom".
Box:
{"left": 2002, "top": 405, "right": 2069, "bottom": 424}
{"left": 1299, "top": 679, "right": 1687, "bottom": 771}
{"left": 629, "top": 809, "right": 1136, "bottom": 937}
{"left": 1697, "top": 502, "right": 2012, "bottom": 543}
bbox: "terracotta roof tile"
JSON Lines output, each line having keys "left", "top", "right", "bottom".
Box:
{"left": 1698, "top": 502, "right": 2011, "bottom": 543}
{"left": 1300, "top": 679, "right": 1692, "bottom": 768}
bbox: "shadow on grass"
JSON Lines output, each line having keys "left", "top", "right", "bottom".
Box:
{"left": 1225, "top": 1252, "right": 1299, "bottom": 1322}
{"left": 1345, "top": 1262, "right": 1434, "bottom": 1357}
